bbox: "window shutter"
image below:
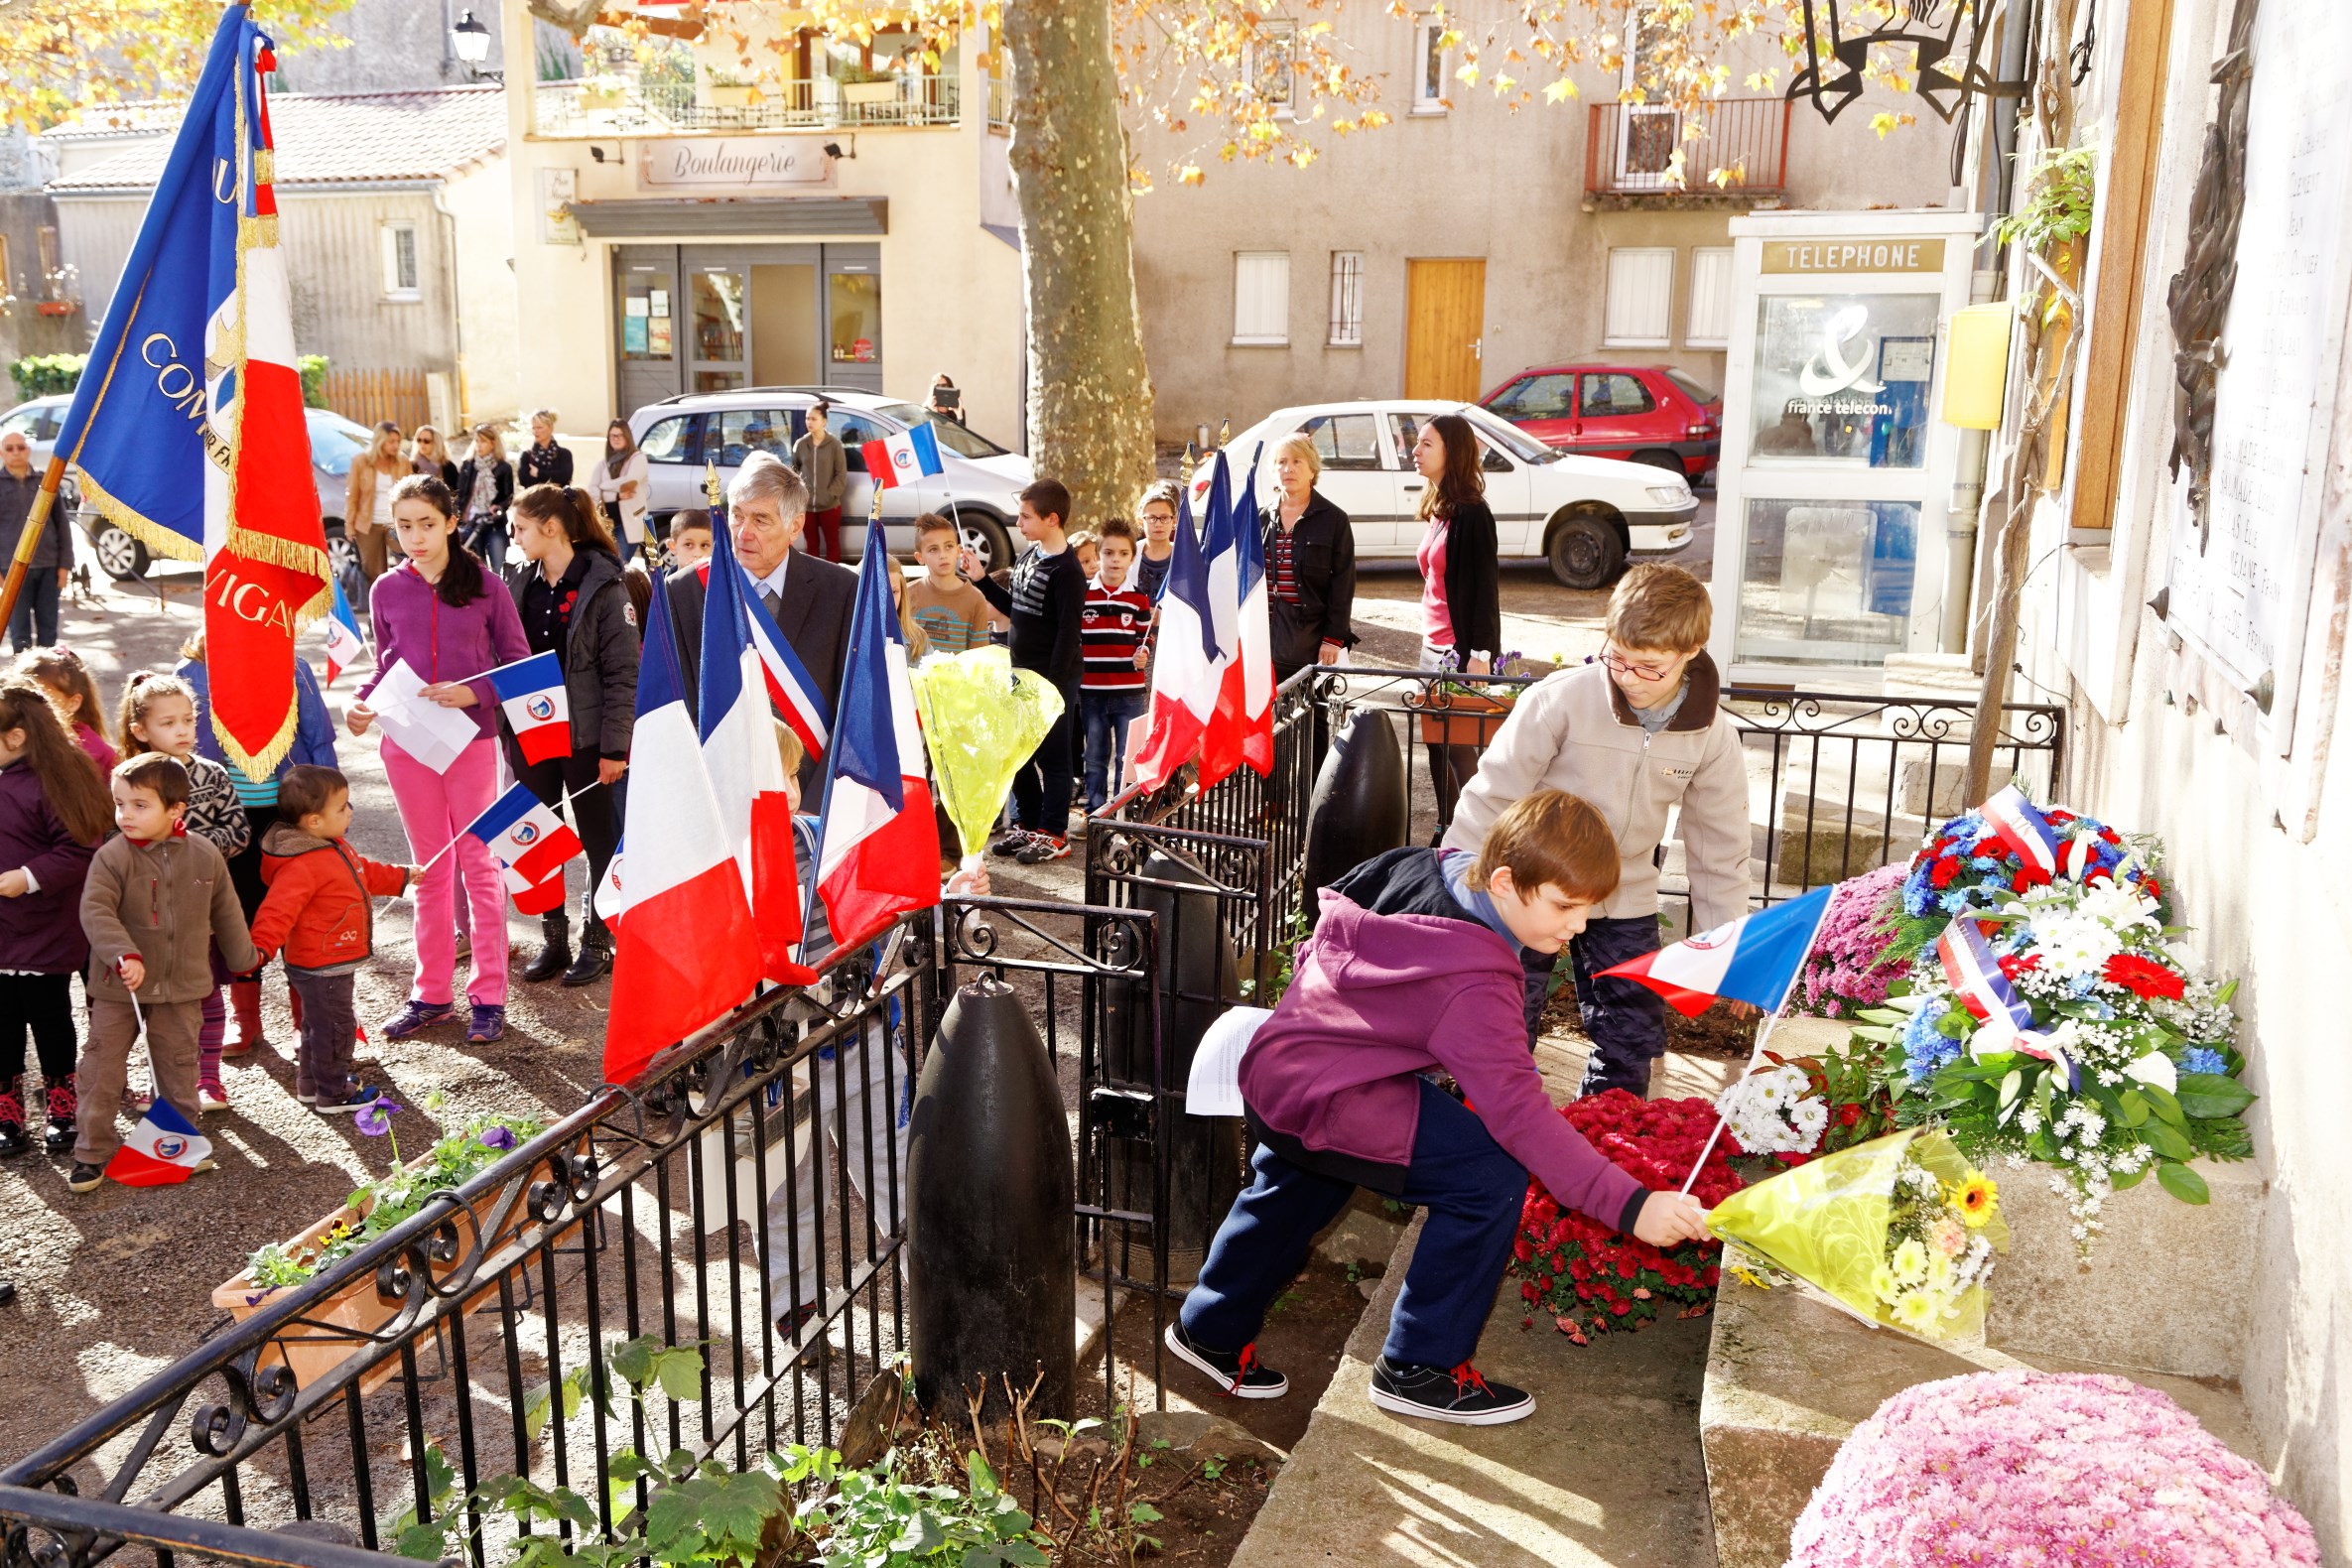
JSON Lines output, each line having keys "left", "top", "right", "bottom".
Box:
{"left": 1687, "top": 247, "right": 1734, "bottom": 348}
{"left": 1603, "top": 248, "right": 1674, "bottom": 348}
{"left": 1233, "top": 252, "right": 1291, "bottom": 344}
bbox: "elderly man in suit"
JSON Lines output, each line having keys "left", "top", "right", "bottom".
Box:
{"left": 665, "top": 452, "right": 857, "bottom": 795}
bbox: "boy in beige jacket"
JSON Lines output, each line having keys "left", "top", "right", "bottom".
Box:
{"left": 70, "top": 753, "right": 260, "bottom": 1190}
{"left": 1442, "top": 565, "right": 1750, "bottom": 1096}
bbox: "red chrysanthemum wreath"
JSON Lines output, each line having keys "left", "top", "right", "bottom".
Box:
{"left": 1508, "top": 1091, "right": 1747, "bottom": 1345}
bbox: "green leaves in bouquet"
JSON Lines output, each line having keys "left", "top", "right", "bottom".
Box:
{"left": 2156, "top": 1161, "right": 2211, "bottom": 1205}
{"left": 2174, "top": 1072, "right": 2255, "bottom": 1120}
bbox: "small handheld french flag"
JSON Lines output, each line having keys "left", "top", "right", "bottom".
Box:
{"left": 1981, "top": 785, "right": 2060, "bottom": 883}
{"left": 324, "top": 576, "right": 368, "bottom": 684}
{"left": 489, "top": 652, "right": 571, "bottom": 765}
{"left": 860, "top": 424, "right": 944, "bottom": 490}
{"left": 1601, "top": 883, "right": 1835, "bottom": 1017}
{"left": 465, "top": 782, "right": 584, "bottom": 891}
{"left": 106, "top": 1095, "right": 211, "bottom": 1187}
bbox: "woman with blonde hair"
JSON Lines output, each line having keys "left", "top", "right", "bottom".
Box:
{"left": 411, "top": 425, "right": 458, "bottom": 487}
{"left": 1260, "top": 431, "right": 1358, "bottom": 683}
{"left": 343, "top": 421, "right": 408, "bottom": 581}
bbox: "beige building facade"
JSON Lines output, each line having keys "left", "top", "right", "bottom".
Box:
{"left": 1125, "top": 17, "right": 1957, "bottom": 444}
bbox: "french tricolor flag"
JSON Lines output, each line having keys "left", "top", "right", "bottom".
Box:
{"left": 105, "top": 1094, "right": 211, "bottom": 1187}
{"left": 1981, "top": 785, "right": 2060, "bottom": 884}
{"left": 465, "top": 782, "right": 583, "bottom": 915}
{"left": 860, "top": 423, "right": 944, "bottom": 490}
{"left": 1128, "top": 460, "right": 1228, "bottom": 792}
{"left": 1201, "top": 444, "right": 1273, "bottom": 788}
{"left": 323, "top": 574, "right": 368, "bottom": 684}
{"left": 693, "top": 558, "right": 829, "bottom": 765}
{"left": 1602, "top": 883, "right": 1835, "bottom": 1016}
{"left": 601, "top": 582, "right": 764, "bottom": 1086}
{"left": 701, "top": 518, "right": 811, "bottom": 985}
{"left": 489, "top": 651, "right": 571, "bottom": 766}
{"left": 808, "top": 527, "right": 941, "bottom": 952}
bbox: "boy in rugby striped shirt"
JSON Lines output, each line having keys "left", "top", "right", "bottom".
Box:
{"left": 1079, "top": 518, "right": 1154, "bottom": 820}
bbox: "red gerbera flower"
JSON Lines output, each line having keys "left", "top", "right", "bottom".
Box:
{"left": 2102, "top": 952, "right": 2185, "bottom": 1000}
{"left": 1930, "top": 856, "right": 1961, "bottom": 889}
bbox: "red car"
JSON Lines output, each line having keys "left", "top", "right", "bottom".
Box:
{"left": 1479, "top": 363, "right": 1721, "bottom": 483}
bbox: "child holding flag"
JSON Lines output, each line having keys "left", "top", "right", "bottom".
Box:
{"left": 347, "top": 474, "right": 531, "bottom": 1046}
{"left": 1441, "top": 565, "right": 1751, "bottom": 1094}
{"left": 502, "top": 484, "right": 639, "bottom": 986}
{"left": 69, "top": 754, "right": 260, "bottom": 1193}
{"left": 1166, "top": 790, "right": 1711, "bottom": 1424}
{"left": 248, "top": 766, "right": 415, "bottom": 1114}
{"left": 174, "top": 629, "right": 337, "bottom": 1057}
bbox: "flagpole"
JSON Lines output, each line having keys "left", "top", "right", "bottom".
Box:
{"left": 406, "top": 779, "right": 606, "bottom": 887}
{"left": 1675, "top": 890, "right": 1838, "bottom": 1198}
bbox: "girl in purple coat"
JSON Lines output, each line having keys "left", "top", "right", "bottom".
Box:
{"left": 0, "top": 678, "right": 111, "bottom": 1156}
{"left": 347, "top": 474, "right": 530, "bottom": 1044}
{"left": 1167, "top": 790, "right": 1712, "bottom": 1426}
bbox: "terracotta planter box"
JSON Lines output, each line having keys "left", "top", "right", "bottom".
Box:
{"left": 35, "top": 302, "right": 74, "bottom": 318}
{"left": 1407, "top": 690, "right": 1515, "bottom": 746}
{"left": 211, "top": 1151, "right": 579, "bottom": 1393}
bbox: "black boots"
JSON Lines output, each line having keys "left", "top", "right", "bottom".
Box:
{"left": 44, "top": 1074, "right": 74, "bottom": 1153}
{"left": 0, "top": 1076, "right": 26, "bottom": 1159}
{"left": 561, "top": 921, "right": 612, "bottom": 987}
{"left": 522, "top": 913, "right": 573, "bottom": 983}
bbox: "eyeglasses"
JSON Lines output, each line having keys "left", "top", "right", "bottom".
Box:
{"left": 1596, "top": 647, "right": 1680, "bottom": 682}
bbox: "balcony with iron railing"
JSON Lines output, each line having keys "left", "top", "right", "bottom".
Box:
{"left": 533, "top": 69, "right": 962, "bottom": 139}
{"left": 1583, "top": 96, "right": 1791, "bottom": 207}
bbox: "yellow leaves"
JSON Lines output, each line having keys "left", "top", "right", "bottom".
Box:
{"left": 1219, "top": 140, "right": 1240, "bottom": 163}
{"left": 1491, "top": 72, "right": 1516, "bottom": 93}
{"left": 1869, "top": 110, "right": 1915, "bottom": 138}
{"left": 1177, "top": 164, "right": 1206, "bottom": 186}
{"left": 1286, "top": 143, "right": 1318, "bottom": 168}
{"left": 1454, "top": 60, "right": 1481, "bottom": 86}
{"left": 1544, "top": 77, "right": 1578, "bottom": 104}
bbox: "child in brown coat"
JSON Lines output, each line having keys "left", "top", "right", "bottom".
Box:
{"left": 70, "top": 754, "right": 259, "bottom": 1191}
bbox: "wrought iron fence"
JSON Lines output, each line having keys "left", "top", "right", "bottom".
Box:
{"left": 0, "top": 894, "right": 1161, "bottom": 1568}
{"left": 533, "top": 74, "right": 962, "bottom": 139}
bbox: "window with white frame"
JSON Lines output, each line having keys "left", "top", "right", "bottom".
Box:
{"left": 381, "top": 222, "right": 420, "bottom": 301}
{"left": 1233, "top": 251, "right": 1290, "bottom": 345}
{"left": 1604, "top": 247, "right": 1673, "bottom": 347}
{"left": 1416, "top": 21, "right": 1449, "bottom": 110}
{"left": 1250, "top": 20, "right": 1297, "bottom": 113}
{"left": 1327, "top": 251, "right": 1364, "bottom": 345}
{"left": 1685, "top": 247, "right": 1734, "bottom": 348}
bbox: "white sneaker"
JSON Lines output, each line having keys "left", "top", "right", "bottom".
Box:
{"left": 197, "top": 1083, "right": 230, "bottom": 1112}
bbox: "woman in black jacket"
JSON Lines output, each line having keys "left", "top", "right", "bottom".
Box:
{"left": 454, "top": 424, "right": 515, "bottom": 569}
{"left": 503, "top": 484, "right": 640, "bottom": 985}
{"left": 1260, "top": 432, "right": 1358, "bottom": 683}
{"left": 1410, "top": 412, "right": 1502, "bottom": 833}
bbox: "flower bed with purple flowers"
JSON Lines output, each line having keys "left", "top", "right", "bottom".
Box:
{"left": 1787, "top": 1371, "right": 2317, "bottom": 1567}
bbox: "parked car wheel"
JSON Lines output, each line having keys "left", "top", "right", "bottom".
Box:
{"left": 325, "top": 521, "right": 359, "bottom": 583}
{"left": 89, "top": 520, "right": 150, "bottom": 582}
{"left": 1546, "top": 507, "right": 1627, "bottom": 590}
{"left": 1630, "top": 450, "right": 1686, "bottom": 476}
{"left": 957, "top": 510, "right": 1014, "bottom": 576}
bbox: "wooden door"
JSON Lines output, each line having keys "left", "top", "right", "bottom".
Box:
{"left": 1404, "top": 259, "right": 1487, "bottom": 402}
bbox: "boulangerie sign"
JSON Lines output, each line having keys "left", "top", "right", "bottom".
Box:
{"left": 636, "top": 138, "right": 833, "bottom": 191}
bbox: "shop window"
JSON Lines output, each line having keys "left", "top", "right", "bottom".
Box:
{"left": 1234, "top": 252, "right": 1290, "bottom": 345}
{"left": 1735, "top": 498, "right": 1918, "bottom": 667}
{"left": 693, "top": 270, "right": 747, "bottom": 364}
{"left": 1749, "top": 293, "right": 1940, "bottom": 468}
{"left": 1603, "top": 248, "right": 1673, "bottom": 347}
{"left": 1299, "top": 412, "right": 1382, "bottom": 469}
{"left": 829, "top": 268, "right": 881, "bottom": 364}
{"left": 380, "top": 222, "right": 420, "bottom": 301}
{"left": 1687, "top": 247, "right": 1735, "bottom": 348}
{"left": 1327, "top": 252, "right": 1364, "bottom": 346}
{"left": 638, "top": 415, "right": 699, "bottom": 463}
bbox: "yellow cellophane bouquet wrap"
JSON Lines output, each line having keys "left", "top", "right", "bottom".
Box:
{"left": 1706, "top": 1127, "right": 2010, "bottom": 1347}
{"left": 909, "top": 645, "right": 1066, "bottom": 871}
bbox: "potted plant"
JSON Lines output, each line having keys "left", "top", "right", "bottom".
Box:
{"left": 578, "top": 71, "right": 629, "bottom": 111}
{"left": 212, "top": 1100, "right": 556, "bottom": 1391}
{"left": 704, "top": 69, "right": 758, "bottom": 109}
{"left": 836, "top": 60, "right": 901, "bottom": 108}
{"left": 1404, "top": 649, "right": 1552, "bottom": 747}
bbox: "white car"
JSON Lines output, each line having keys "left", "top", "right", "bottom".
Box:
{"left": 628, "top": 388, "right": 1034, "bottom": 572}
{"left": 1201, "top": 400, "right": 1698, "bottom": 588}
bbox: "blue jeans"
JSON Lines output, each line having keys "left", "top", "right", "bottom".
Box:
{"left": 1080, "top": 690, "right": 1145, "bottom": 814}
{"left": 1182, "top": 1079, "right": 1528, "bottom": 1370}
{"left": 8, "top": 570, "right": 60, "bottom": 653}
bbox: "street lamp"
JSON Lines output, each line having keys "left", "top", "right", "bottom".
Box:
{"left": 452, "top": 9, "right": 502, "bottom": 84}
{"left": 1787, "top": 0, "right": 2025, "bottom": 124}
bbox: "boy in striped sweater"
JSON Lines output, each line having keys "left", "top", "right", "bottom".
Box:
{"left": 1079, "top": 517, "right": 1153, "bottom": 819}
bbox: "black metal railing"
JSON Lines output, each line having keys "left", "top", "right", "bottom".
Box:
{"left": 0, "top": 894, "right": 1163, "bottom": 1568}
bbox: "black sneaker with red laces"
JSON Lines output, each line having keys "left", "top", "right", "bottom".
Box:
{"left": 1164, "top": 1320, "right": 1288, "bottom": 1399}
{"left": 1368, "top": 1355, "right": 1534, "bottom": 1426}
{"left": 1013, "top": 834, "right": 1070, "bottom": 865}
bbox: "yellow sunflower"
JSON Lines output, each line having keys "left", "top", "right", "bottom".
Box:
{"left": 1951, "top": 1174, "right": 2000, "bottom": 1229}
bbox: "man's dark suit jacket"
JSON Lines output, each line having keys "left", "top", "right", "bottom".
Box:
{"left": 664, "top": 548, "right": 858, "bottom": 796}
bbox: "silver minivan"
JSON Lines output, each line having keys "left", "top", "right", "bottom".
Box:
{"left": 627, "top": 388, "right": 1034, "bottom": 571}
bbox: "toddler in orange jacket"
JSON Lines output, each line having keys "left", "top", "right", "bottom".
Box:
{"left": 249, "top": 766, "right": 414, "bottom": 1115}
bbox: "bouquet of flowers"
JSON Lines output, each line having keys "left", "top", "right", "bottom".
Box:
{"left": 1788, "top": 862, "right": 1912, "bottom": 1019}
{"left": 909, "top": 645, "right": 1066, "bottom": 871}
{"left": 1861, "top": 860, "right": 2254, "bottom": 1246}
{"left": 1894, "top": 788, "right": 2161, "bottom": 960}
{"left": 1715, "top": 1061, "right": 1830, "bottom": 1158}
{"left": 1509, "top": 1092, "right": 1742, "bottom": 1344}
{"left": 1707, "top": 1127, "right": 2010, "bottom": 1347}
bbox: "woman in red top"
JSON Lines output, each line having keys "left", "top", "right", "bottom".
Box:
{"left": 1411, "top": 414, "right": 1502, "bottom": 837}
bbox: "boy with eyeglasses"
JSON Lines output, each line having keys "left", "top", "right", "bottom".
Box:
{"left": 1441, "top": 564, "right": 1750, "bottom": 1097}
